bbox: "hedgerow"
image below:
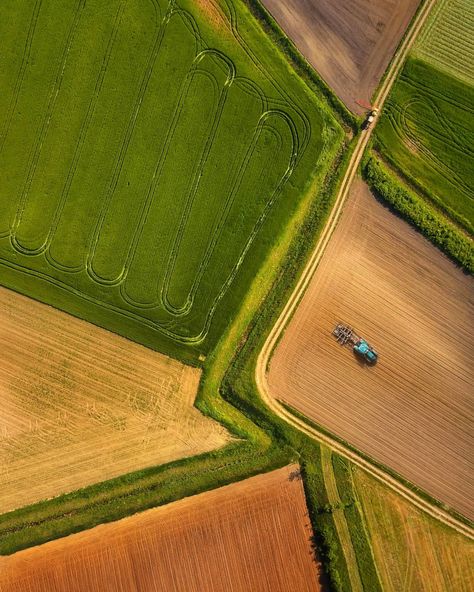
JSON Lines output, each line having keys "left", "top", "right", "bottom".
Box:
{"left": 364, "top": 154, "right": 474, "bottom": 273}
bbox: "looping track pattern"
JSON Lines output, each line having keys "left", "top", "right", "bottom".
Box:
{"left": 0, "top": 0, "right": 322, "bottom": 348}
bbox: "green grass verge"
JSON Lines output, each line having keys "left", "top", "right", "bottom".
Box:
{"left": 374, "top": 57, "right": 474, "bottom": 232}
{"left": 332, "top": 455, "right": 383, "bottom": 592}
{"left": 0, "top": 0, "right": 343, "bottom": 363}
{"left": 363, "top": 153, "right": 474, "bottom": 273}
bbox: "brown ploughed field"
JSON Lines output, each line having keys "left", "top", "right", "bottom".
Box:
{"left": 0, "top": 287, "right": 229, "bottom": 513}
{"left": 269, "top": 180, "right": 474, "bottom": 519}
{"left": 260, "top": 0, "right": 420, "bottom": 113}
{"left": 0, "top": 465, "right": 323, "bottom": 592}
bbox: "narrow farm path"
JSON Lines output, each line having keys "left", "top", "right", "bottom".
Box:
{"left": 255, "top": 0, "right": 474, "bottom": 541}
{"left": 320, "top": 448, "right": 364, "bottom": 592}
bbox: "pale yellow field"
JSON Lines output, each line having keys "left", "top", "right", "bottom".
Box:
{"left": 0, "top": 287, "right": 229, "bottom": 512}
{"left": 354, "top": 467, "right": 474, "bottom": 591}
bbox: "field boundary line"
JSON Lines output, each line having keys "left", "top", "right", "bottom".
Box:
{"left": 321, "top": 448, "right": 364, "bottom": 592}
{"left": 255, "top": 0, "right": 474, "bottom": 541}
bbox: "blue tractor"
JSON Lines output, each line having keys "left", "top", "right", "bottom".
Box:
{"left": 332, "top": 324, "right": 378, "bottom": 365}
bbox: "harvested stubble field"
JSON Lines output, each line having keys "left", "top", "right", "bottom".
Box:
{"left": 354, "top": 467, "right": 474, "bottom": 591}
{"left": 269, "top": 179, "right": 474, "bottom": 519}
{"left": 0, "top": 0, "right": 342, "bottom": 361}
{"left": 260, "top": 0, "right": 420, "bottom": 114}
{"left": 0, "top": 287, "right": 229, "bottom": 513}
{"left": 0, "top": 465, "right": 323, "bottom": 592}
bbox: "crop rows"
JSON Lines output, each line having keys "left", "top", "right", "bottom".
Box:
{"left": 375, "top": 57, "right": 474, "bottom": 231}
{"left": 0, "top": 0, "right": 333, "bottom": 356}
{"left": 415, "top": 0, "right": 474, "bottom": 85}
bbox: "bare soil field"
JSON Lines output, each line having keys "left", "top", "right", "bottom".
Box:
{"left": 354, "top": 467, "right": 474, "bottom": 591}
{"left": 0, "top": 287, "right": 229, "bottom": 513}
{"left": 261, "top": 0, "right": 420, "bottom": 113}
{"left": 268, "top": 179, "right": 474, "bottom": 519}
{"left": 0, "top": 465, "right": 323, "bottom": 592}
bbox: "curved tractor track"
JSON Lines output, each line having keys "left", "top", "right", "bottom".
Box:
{"left": 256, "top": 0, "right": 474, "bottom": 541}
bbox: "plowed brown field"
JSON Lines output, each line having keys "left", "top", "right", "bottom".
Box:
{"left": 0, "top": 465, "right": 323, "bottom": 592}
{"left": 269, "top": 180, "right": 474, "bottom": 519}
{"left": 0, "top": 287, "right": 229, "bottom": 513}
{"left": 260, "top": 0, "right": 420, "bottom": 113}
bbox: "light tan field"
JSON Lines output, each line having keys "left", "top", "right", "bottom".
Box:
{"left": 0, "top": 465, "right": 323, "bottom": 592}
{"left": 261, "top": 0, "right": 420, "bottom": 113}
{"left": 354, "top": 466, "right": 474, "bottom": 591}
{"left": 269, "top": 179, "right": 474, "bottom": 519}
{"left": 0, "top": 287, "right": 229, "bottom": 513}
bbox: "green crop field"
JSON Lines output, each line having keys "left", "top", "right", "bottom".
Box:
{"left": 375, "top": 57, "right": 474, "bottom": 232}
{"left": 415, "top": 0, "right": 474, "bottom": 85}
{"left": 0, "top": 0, "right": 343, "bottom": 362}
{"left": 374, "top": 0, "right": 474, "bottom": 234}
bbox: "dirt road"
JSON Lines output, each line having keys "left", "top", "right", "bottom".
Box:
{"left": 269, "top": 180, "right": 474, "bottom": 519}
{"left": 255, "top": 0, "right": 474, "bottom": 539}
{"left": 261, "top": 0, "right": 420, "bottom": 113}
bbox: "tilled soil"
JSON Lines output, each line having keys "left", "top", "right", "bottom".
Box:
{"left": 269, "top": 180, "right": 474, "bottom": 520}
{"left": 0, "top": 465, "right": 323, "bottom": 592}
{"left": 261, "top": 0, "right": 421, "bottom": 113}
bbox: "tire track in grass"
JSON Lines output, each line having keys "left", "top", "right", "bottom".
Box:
{"left": 0, "top": 0, "right": 42, "bottom": 159}
{"left": 85, "top": 5, "right": 173, "bottom": 285}
{"left": 10, "top": 0, "right": 86, "bottom": 253}
{"left": 42, "top": 0, "right": 128, "bottom": 271}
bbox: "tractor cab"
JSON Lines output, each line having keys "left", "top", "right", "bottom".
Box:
{"left": 353, "top": 339, "right": 378, "bottom": 364}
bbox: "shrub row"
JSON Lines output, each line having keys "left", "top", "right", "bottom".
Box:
{"left": 364, "top": 155, "right": 474, "bottom": 273}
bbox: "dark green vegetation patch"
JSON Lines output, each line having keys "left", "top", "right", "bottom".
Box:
{"left": 375, "top": 57, "right": 474, "bottom": 233}
{"left": 0, "top": 0, "right": 342, "bottom": 362}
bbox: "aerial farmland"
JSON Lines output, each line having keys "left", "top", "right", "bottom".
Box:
{"left": 260, "top": 0, "right": 421, "bottom": 113}
{"left": 268, "top": 179, "right": 474, "bottom": 518}
{"left": 1, "top": 0, "right": 473, "bottom": 590}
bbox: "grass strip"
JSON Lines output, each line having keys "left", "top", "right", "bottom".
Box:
{"left": 332, "top": 455, "right": 383, "bottom": 592}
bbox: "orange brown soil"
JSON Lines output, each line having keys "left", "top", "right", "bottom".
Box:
{"left": 268, "top": 179, "right": 474, "bottom": 519}
{"left": 354, "top": 467, "right": 474, "bottom": 591}
{"left": 0, "top": 287, "right": 229, "bottom": 512}
{"left": 260, "top": 0, "right": 421, "bottom": 114}
{"left": 0, "top": 465, "right": 323, "bottom": 592}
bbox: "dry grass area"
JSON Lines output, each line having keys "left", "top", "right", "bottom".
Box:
{"left": 261, "top": 0, "right": 420, "bottom": 113}
{"left": 354, "top": 467, "right": 474, "bottom": 591}
{"left": 0, "top": 465, "right": 323, "bottom": 592}
{"left": 269, "top": 179, "right": 474, "bottom": 519}
{"left": 0, "top": 287, "right": 229, "bottom": 512}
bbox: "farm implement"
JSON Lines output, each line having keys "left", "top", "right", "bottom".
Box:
{"left": 332, "top": 323, "right": 378, "bottom": 364}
